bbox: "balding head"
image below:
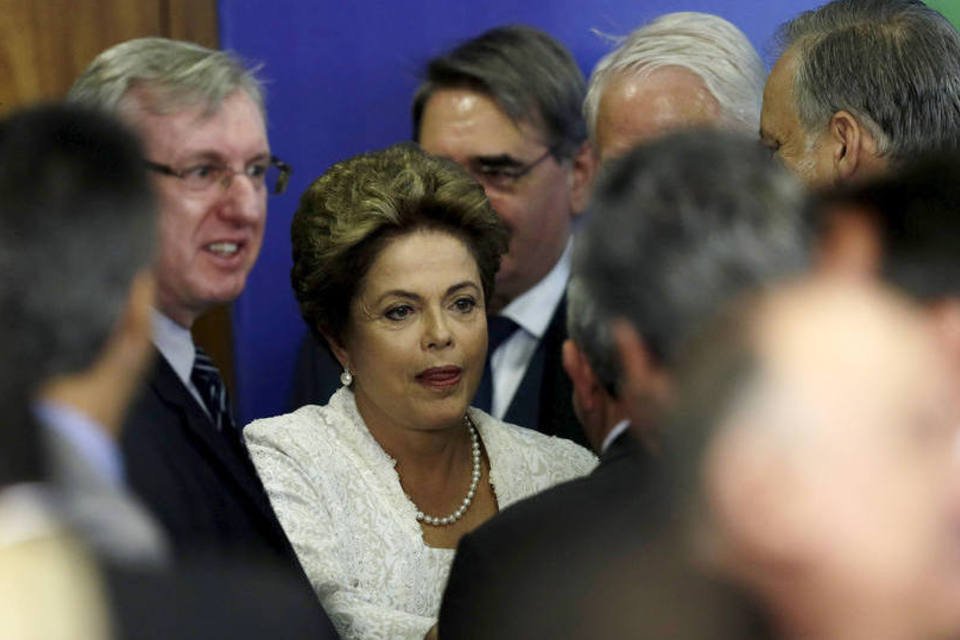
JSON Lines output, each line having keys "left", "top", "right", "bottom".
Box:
{"left": 585, "top": 12, "right": 765, "bottom": 163}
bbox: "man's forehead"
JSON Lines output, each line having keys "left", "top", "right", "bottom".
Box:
{"left": 126, "top": 90, "right": 268, "bottom": 159}
{"left": 419, "top": 88, "right": 546, "bottom": 157}
{"left": 761, "top": 50, "right": 800, "bottom": 128}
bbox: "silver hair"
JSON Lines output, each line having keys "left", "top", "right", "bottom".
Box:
{"left": 566, "top": 274, "right": 619, "bottom": 395}
{"left": 583, "top": 12, "right": 766, "bottom": 142}
{"left": 780, "top": 0, "right": 960, "bottom": 163}
{"left": 67, "top": 37, "right": 264, "bottom": 118}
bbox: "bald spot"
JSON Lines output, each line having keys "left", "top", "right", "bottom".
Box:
{"left": 595, "top": 66, "right": 721, "bottom": 162}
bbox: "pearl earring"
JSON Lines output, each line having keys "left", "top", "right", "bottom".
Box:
{"left": 340, "top": 369, "right": 353, "bottom": 386}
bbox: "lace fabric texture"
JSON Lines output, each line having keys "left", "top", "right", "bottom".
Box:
{"left": 245, "top": 388, "right": 596, "bottom": 640}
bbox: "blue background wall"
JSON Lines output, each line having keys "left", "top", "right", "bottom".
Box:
{"left": 220, "top": 0, "right": 822, "bottom": 424}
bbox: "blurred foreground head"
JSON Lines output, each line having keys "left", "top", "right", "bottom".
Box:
{"left": 671, "top": 279, "right": 960, "bottom": 639}
{"left": 573, "top": 129, "right": 810, "bottom": 434}
{"left": 815, "top": 151, "right": 960, "bottom": 392}
{"left": 0, "top": 104, "right": 156, "bottom": 476}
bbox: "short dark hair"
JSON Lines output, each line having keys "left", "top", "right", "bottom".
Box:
{"left": 815, "top": 151, "right": 960, "bottom": 301}
{"left": 0, "top": 103, "right": 155, "bottom": 483}
{"left": 779, "top": 0, "right": 960, "bottom": 164}
{"left": 574, "top": 129, "right": 810, "bottom": 385}
{"left": 412, "top": 25, "right": 587, "bottom": 160}
{"left": 291, "top": 143, "right": 508, "bottom": 346}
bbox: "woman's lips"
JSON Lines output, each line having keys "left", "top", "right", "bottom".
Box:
{"left": 416, "top": 366, "right": 462, "bottom": 389}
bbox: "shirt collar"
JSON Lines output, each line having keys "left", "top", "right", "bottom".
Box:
{"left": 601, "top": 419, "right": 632, "bottom": 454}
{"left": 36, "top": 400, "right": 124, "bottom": 487}
{"left": 500, "top": 238, "right": 572, "bottom": 339}
{"left": 151, "top": 309, "right": 196, "bottom": 386}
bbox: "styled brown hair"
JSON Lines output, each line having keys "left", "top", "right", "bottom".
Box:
{"left": 291, "top": 143, "right": 508, "bottom": 345}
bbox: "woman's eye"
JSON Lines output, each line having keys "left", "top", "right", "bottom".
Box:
{"left": 453, "top": 297, "right": 476, "bottom": 313}
{"left": 384, "top": 305, "right": 413, "bottom": 321}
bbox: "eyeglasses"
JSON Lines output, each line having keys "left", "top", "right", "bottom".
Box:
{"left": 145, "top": 155, "right": 292, "bottom": 195}
{"left": 466, "top": 149, "right": 553, "bottom": 192}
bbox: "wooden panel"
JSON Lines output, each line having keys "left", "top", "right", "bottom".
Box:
{"left": 0, "top": 1, "right": 162, "bottom": 111}
{"left": 165, "top": 0, "right": 219, "bottom": 48}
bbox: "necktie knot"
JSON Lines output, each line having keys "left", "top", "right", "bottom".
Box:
{"left": 475, "top": 315, "right": 520, "bottom": 413}
{"left": 190, "top": 347, "right": 235, "bottom": 433}
{"left": 487, "top": 315, "right": 519, "bottom": 355}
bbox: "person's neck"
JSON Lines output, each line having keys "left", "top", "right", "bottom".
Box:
{"left": 354, "top": 391, "right": 471, "bottom": 486}
{"left": 156, "top": 298, "right": 199, "bottom": 330}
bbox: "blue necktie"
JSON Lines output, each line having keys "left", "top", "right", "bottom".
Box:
{"left": 474, "top": 316, "right": 519, "bottom": 413}
{"left": 191, "top": 347, "right": 236, "bottom": 433}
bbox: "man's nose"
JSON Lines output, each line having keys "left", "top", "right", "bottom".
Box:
{"left": 219, "top": 172, "right": 265, "bottom": 224}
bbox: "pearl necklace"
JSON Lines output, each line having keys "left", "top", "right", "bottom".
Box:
{"left": 414, "top": 417, "right": 481, "bottom": 527}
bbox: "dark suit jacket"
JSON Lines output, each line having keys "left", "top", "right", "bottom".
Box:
{"left": 291, "top": 296, "right": 587, "bottom": 447}
{"left": 438, "top": 432, "right": 772, "bottom": 639}
{"left": 105, "top": 557, "right": 341, "bottom": 640}
{"left": 121, "top": 350, "right": 298, "bottom": 564}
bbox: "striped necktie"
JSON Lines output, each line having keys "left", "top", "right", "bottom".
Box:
{"left": 190, "top": 347, "right": 236, "bottom": 432}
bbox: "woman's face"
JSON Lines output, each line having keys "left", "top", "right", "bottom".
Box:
{"left": 331, "top": 229, "right": 488, "bottom": 438}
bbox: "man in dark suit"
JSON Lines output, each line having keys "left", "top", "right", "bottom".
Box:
{"left": 0, "top": 102, "right": 339, "bottom": 639}
{"left": 292, "top": 26, "right": 593, "bottom": 446}
{"left": 438, "top": 130, "right": 810, "bottom": 639}
{"left": 67, "top": 38, "right": 300, "bottom": 565}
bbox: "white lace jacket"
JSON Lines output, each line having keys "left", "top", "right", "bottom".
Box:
{"left": 244, "top": 388, "right": 596, "bottom": 640}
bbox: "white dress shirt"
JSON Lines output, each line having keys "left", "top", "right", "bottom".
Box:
{"left": 150, "top": 310, "right": 210, "bottom": 419}
{"left": 601, "top": 419, "right": 632, "bottom": 454}
{"left": 491, "top": 240, "right": 572, "bottom": 420}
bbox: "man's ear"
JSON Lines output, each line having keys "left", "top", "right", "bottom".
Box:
{"left": 568, "top": 141, "right": 597, "bottom": 216}
{"left": 829, "top": 110, "right": 881, "bottom": 183}
{"left": 562, "top": 338, "right": 602, "bottom": 414}
{"left": 610, "top": 319, "right": 670, "bottom": 428}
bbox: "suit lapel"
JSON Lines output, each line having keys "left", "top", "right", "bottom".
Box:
{"left": 148, "top": 353, "right": 278, "bottom": 524}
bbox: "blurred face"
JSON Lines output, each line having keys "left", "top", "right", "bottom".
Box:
{"left": 419, "top": 89, "right": 577, "bottom": 309}
{"left": 333, "top": 230, "right": 487, "bottom": 440}
{"left": 126, "top": 90, "right": 268, "bottom": 327}
{"left": 755, "top": 285, "right": 960, "bottom": 635}
{"left": 595, "top": 66, "right": 721, "bottom": 163}
{"left": 760, "top": 49, "right": 832, "bottom": 186}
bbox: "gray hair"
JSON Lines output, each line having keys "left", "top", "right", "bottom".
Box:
{"left": 0, "top": 104, "right": 156, "bottom": 387}
{"left": 574, "top": 129, "right": 810, "bottom": 373}
{"left": 779, "top": 0, "right": 960, "bottom": 163}
{"left": 412, "top": 25, "right": 587, "bottom": 160}
{"left": 566, "top": 274, "right": 619, "bottom": 395}
{"left": 67, "top": 36, "right": 264, "bottom": 118}
{"left": 584, "top": 12, "right": 766, "bottom": 142}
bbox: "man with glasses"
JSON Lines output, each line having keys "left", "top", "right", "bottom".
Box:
{"left": 412, "top": 28, "right": 593, "bottom": 448}
{"left": 294, "top": 26, "right": 594, "bottom": 446}
{"left": 67, "top": 38, "right": 303, "bottom": 569}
